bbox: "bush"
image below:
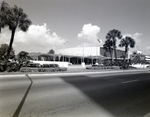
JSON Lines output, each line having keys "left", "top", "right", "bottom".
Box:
{"left": 20, "top": 67, "right": 39, "bottom": 72}
{"left": 6, "top": 62, "right": 20, "bottom": 72}
{"left": 119, "top": 62, "right": 130, "bottom": 69}
{"left": 0, "top": 60, "right": 21, "bottom": 72}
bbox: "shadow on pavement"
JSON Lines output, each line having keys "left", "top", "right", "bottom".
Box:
{"left": 13, "top": 74, "right": 33, "bottom": 117}
{"left": 60, "top": 73, "right": 150, "bottom": 117}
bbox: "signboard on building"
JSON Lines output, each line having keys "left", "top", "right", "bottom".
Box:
{"left": 130, "top": 54, "right": 145, "bottom": 63}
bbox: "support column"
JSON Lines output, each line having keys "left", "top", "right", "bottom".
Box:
{"left": 69, "top": 57, "right": 70, "bottom": 62}
{"left": 53, "top": 56, "right": 55, "bottom": 61}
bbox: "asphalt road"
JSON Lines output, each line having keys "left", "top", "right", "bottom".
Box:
{"left": 0, "top": 70, "right": 150, "bottom": 117}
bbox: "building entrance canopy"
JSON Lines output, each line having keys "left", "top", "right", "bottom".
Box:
{"left": 28, "top": 52, "right": 106, "bottom": 65}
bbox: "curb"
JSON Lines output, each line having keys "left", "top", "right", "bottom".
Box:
{"left": 0, "top": 68, "right": 149, "bottom": 78}
{"left": 27, "top": 69, "right": 150, "bottom": 77}
{"left": 0, "top": 74, "right": 26, "bottom": 78}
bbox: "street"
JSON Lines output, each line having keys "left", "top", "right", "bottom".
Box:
{"left": 0, "top": 70, "right": 150, "bottom": 117}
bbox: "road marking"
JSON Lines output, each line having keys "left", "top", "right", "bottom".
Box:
{"left": 122, "top": 79, "right": 139, "bottom": 84}
{"left": 13, "top": 74, "right": 33, "bottom": 117}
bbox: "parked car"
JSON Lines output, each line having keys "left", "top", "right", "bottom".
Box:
{"left": 27, "top": 63, "right": 40, "bottom": 68}
{"left": 20, "top": 63, "right": 67, "bottom": 72}
{"left": 86, "top": 64, "right": 105, "bottom": 70}
{"left": 50, "top": 64, "right": 67, "bottom": 71}
{"left": 146, "top": 65, "right": 150, "bottom": 68}
{"left": 20, "top": 63, "right": 40, "bottom": 72}
{"left": 40, "top": 64, "right": 67, "bottom": 72}
{"left": 68, "top": 62, "right": 72, "bottom": 65}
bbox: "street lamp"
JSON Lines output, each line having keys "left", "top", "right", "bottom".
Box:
{"left": 97, "top": 39, "right": 101, "bottom": 64}
{"left": 63, "top": 40, "right": 69, "bottom": 62}
{"left": 82, "top": 36, "right": 87, "bottom": 66}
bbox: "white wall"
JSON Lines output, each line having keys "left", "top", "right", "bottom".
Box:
{"left": 56, "top": 47, "right": 100, "bottom": 56}
{"left": 131, "top": 63, "right": 149, "bottom": 68}
{"left": 31, "top": 61, "right": 69, "bottom": 68}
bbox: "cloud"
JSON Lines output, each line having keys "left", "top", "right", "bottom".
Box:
{"left": 144, "top": 46, "right": 150, "bottom": 55}
{"left": 77, "top": 41, "right": 103, "bottom": 48}
{"left": 123, "top": 32, "right": 142, "bottom": 44}
{"left": 133, "top": 33, "right": 142, "bottom": 39}
{"left": 0, "top": 23, "right": 66, "bottom": 53}
{"left": 145, "top": 46, "right": 150, "bottom": 51}
{"left": 77, "top": 42, "right": 97, "bottom": 47}
{"left": 77, "top": 23, "right": 102, "bottom": 45}
{"left": 143, "top": 46, "right": 150, "bottom": 55}
{"left": 114, "top": 32, "right": 142, "bottom": 51}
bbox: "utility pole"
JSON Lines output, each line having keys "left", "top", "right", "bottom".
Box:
{"left": 136, "top": 46, "right": 139, "bottom": 51}
{"left": 83, "top": 35, "right": 87, "bottom": 63}
{"left": 97, "top": 39, "right": 101, "bottom": 64}
{"left": 63, "top": 40, "right": 69, "bottom": 62}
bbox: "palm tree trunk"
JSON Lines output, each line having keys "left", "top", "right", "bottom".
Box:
{"left": 124, "top": 51, "right": 127, "bottom": 62}
{"left": 114, "top": 48, "right": 117, "bottom": 60}
{"left": 113, "top": 38, "right": 117, "bottom": 60}
{"left": 124, "top": 46, "right": 128, "bottom": 62}
{"left": 6, "top": 29, "right": 16, "bottom": 62}
{"left": 109, "top": 51, "right": 112, "bottom": 66}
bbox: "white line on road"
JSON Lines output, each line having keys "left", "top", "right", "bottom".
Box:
{"left": 122, "top": 79, "right": 139, "bottom": 84}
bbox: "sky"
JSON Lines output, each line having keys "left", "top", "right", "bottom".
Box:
{"left": 0, "top": 0, "right": 150, "bottom": 55}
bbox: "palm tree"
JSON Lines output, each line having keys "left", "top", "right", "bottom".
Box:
{"left": 0, "top": 1, "right": 10, "bottom": 33}
{"left": 0, "top": 1, "right": 32, "bottom": 62}
{"left": 106, "top": 29, "right": 122, "bottom": 60}
{"left": 48, "top": 49, "right": 55, "bottom": 54}
{"left": 119, "top": 36, "right": 135, "bottom": 61}
{"left": 103, "top": 39, "right": 113, "bottom": 65}
{"left": 17, "top": 51, "right": 29, "bottom": 67}
{"left": 0, "top": 43, "right": 15, "bottom": 60}
{"left": 17, "top": 51, "right": 29, "bottom": 61}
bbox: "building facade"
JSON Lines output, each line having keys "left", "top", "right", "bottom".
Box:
{"left": 130, "top": 50, "right": 150, "bottom": 64}
{"left": 28, "top": 47, "right": 126, "bottom": 65}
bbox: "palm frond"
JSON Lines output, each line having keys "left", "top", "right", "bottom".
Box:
{"left": 119, "top": 36, "right": 136, "bottom": 55}
{"left": 19, "top": 19, "right": 31, "bottom": 31}
{"left": 16, "top": 7, "right": 32, "bottom": 31}
{"left": 0, "top": 1, "right": 9, "bottom": 12}
{"left": 0, "top": 1, "right": 11, "bottom": 31}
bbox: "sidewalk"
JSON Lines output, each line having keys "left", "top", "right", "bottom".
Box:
{"left": 144, "top": 113, "right": 150, "bottom": 117}
{"left": 0, "top": 65, "right": 149, "bottom": 77}
{"left": 0, "top": 66, "right": 150, "bottom": 117}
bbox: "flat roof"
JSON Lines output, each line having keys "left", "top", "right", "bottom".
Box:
{"left": 28, "top": 53, "right": 105, "bottom": 59}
